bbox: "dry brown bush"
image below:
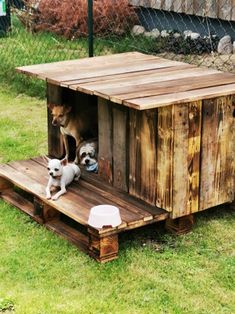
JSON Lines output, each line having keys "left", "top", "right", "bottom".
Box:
{"left": 32, "top": 0, "right": 138, "bottom": 38}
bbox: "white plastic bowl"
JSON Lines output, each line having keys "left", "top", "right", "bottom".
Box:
{"left": 88, "top": 205, "right": 122, "bottom": 228}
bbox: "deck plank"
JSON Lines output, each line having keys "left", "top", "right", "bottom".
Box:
{"left": 124, "top": 83, "right": 235, "bottom": 110}
{"left": 1, "top": 157, "right": 167, "bottom": 232}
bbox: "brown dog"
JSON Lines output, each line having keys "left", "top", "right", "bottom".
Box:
{"left": 48, "top": 103, "right": 97, "bottom": 163}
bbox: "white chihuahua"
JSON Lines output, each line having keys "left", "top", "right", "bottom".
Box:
{"left": 45, "top": 157, "right": 81, "bottom": 200}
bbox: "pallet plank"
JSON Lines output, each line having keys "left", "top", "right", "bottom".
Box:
{"left": 98, "top": 98, "right": 113, "bottom": 184}
{"left": 200, "top": 96, "right": 234, "bottom": 210}
{"left": 129, "top": 109, "right": 157, "bottom": 205}
{"left": 112, "top": 105, "right": 128, "bottom": 191}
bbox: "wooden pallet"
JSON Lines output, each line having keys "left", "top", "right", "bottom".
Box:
{"left": 0, "top": 157, "right": 168, "bottom": 262}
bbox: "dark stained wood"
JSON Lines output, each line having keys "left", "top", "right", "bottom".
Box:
{"left": 129, "top": 109, "right": 157, "bottom": 205}
{"left": 1, "top": 189, "right": 43, "bottom": 224}
{"left": 165, "top": 215, "right": 194, "bottom": 235}
{"left": 47, "top": 83, "right": 64, "bottom": 158}
{"left": 88, "top": 227, "right": 119, "bottom": 263}
{"left": 0, "top": 157, "right": 168, "bottom": 235}
{"left": 200, "top": 96, "right": 234, "bottom": 210}
{"left": 112, "top": 105, "right": 128, "bottom": 192}
{"left": 156, "top": 106, "right": 173, "bottom": 212}
{"left": 0, "top": 177, "right": 13, "bottom": 190}
{"left": 98, "top": 97, "right": 113, "bottom": 184}
{"left": 172, "top": 101, "right": 202, "bottom": 219}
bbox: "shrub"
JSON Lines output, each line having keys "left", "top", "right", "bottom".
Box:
{"left": 31, "top": 0, "right": 138, "bottom": 38}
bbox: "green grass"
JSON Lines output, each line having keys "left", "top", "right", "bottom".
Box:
{"left": 0, "top": 86, "right": 235, "bottom": 313}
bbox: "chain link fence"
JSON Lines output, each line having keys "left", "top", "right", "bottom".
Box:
{"left": 0, "top": 0, "right": 235, "bottom": 96}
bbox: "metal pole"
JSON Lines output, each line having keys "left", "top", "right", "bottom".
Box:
{"left": 87, "top": 0, "right": 93, "bottom": 57}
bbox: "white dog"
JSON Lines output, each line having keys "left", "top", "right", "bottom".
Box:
{"left": 78, "top": 140, "right": 98, "bottom": 173}
{"left": 45, "top": 157, "right": 81, "bottom": 200}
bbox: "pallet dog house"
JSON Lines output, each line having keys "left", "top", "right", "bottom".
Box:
{"left": 0, "top": 52, "right": 234, "bottom": 262}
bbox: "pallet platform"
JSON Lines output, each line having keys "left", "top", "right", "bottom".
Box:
{"left": 0, "top": 157, "right": 168, "bottom": 262}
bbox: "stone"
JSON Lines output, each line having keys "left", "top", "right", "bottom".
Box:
{"left": 173, "top": 32, "right": 181, "bottom": 38}
{"left": 150, "top": 28, "right": 160, "bottom": 38}
{"left": 217, "top": 35, "right": 233, "bottom": 54}
{"left": 131, "top": 25, "right": 145, "bottom": 36}
{"left": 190, "top": 32, "right": 200, "bottom": 40}
{"left": 183, "top": 30, "right": 192, "bottom": 38}
{"left": 161, "top": 30, "right": 169, "bottom": 38}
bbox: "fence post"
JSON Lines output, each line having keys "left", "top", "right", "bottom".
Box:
{"left": 87, "top": 0, "right": 93, "bottom": 57}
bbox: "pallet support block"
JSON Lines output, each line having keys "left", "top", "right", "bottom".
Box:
{"left": 88, "top": 227, "right": 119, "bottom": 263}
{"left": 165, "top": 214, "right": 194, "bottom": 235}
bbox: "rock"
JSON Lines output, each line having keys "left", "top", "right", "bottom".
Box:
{"left": 217, "top": 35, "right": 233, "bottom": 54}
{"left": 161, "top": 30, "right": 169, "bottom": 38}
{"left": 144, "top": 28, "right": 160, "bottom": 38}
{"left": 173, "top": 32, "right": 181, "bottom": 38}
{"left": 132, "top": 25, "right": 145, "bottom": 36}
{"left": 190, "top": 32, "right": 200, "bottom": 40}
{"left": 151, "top": 28, "right": 160, "bottom": 38}
{"left": 183, "top": 30, "right": 192, "bottom": 38}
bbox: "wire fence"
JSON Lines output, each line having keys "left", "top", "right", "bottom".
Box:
{"left": 0, "top": 0, "right": 235, "bottom": 95}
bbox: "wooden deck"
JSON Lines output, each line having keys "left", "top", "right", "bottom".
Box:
{"left": 17, "top": 52, "right": 235, "bottom": 110}
{"left": 0, "top": 157, "right": 168, "bottom": 262}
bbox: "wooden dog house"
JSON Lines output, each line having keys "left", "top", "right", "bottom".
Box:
{"left": 0, "top": 52, "right": 234, "bottom": 262}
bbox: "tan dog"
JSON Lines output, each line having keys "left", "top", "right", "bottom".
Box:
{"left": 48, "top": 103, "right": 97, "bottom": 164}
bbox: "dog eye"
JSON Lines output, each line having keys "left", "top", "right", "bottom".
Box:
{"left": 47, "top": 167, "right": 50, "bottom": 170}
{"left": 89, "top": 153, "right": 94, "bottom": 158}
{"left": 81, "top": 153, "right": 86, "bottom": 158}
{"left": 54, "top": 168, "right": 59, "bottom": 171}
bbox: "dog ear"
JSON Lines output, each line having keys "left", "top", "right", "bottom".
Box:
{"left": 47, "top": 103, "right": 55, "bottom": 110}
{"left": 42, "top": 155, "right": 50, "bottom": 164}
{"left": 64, "top": 105, "right": 72, "bottom": 114}
{"left": 60, "top": 157, "right": 68, "bottom": 166}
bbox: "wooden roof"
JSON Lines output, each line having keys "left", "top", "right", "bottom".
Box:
{"left": 16, "top": 52, "right": 235, "bottom": 110}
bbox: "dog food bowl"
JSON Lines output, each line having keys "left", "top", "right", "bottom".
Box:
{"left": 88, "top": 205, "right": 122, "bottom": 228}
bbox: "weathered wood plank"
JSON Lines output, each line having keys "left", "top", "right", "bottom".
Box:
{"left": 112, "top": 105, "right": 128, "bottom": 191}
{"left": 156, "top": 106, "right": 173, "bottom": 211}
{"left": 172, "top": 102, "right": 202, "bottom": 218}
{"left": 124, "top": 83, "right": 235, "bottom": 110}
{"left": 129, "top": 109, "right": 157, "bottom": 205}
{"left": 47, "top": 83, "right": 64, "bottom": 158}
{"left": 200, "top": 96, "right": 234, "bottom": 210}
{"left": 98, "top": 98, "right": 113, "bottom": 184}
{"left": 106, "top": 73, "right": 235, "bottom": 105}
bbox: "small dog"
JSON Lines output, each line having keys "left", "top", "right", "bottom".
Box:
{"left": 78, "top": 139, "right": 98, "bottom": 173}
{"left": 45, "top": 157, "right": 81, "bottom": 200}
{"left": 48, "top": 103, "right": 97, "bottom": 164}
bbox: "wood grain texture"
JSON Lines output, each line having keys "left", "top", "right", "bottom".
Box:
{"left": 47, "top": 83, "right": 64, "bottom": 158}
{"left": 172, "top": 102, "right": 202, "bottom": 218}
{"left": 98, "top": 97, "right": 113, "bottom": 184}
{"left": 112, "top": 105, "right": 128, "bottom": 191}
{"left": 200, "top": 96, "right": 234, "bottom": 210}
{"left": 129, "top": 109, "right": 157, "bottom": 205}
{"left": 156, "top": 106, "right": 173, "bottom": 211}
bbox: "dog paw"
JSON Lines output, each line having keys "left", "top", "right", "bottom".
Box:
{"left": 52, "top": 195, "right": 59, "bottom": 201}
{"left": 46, "top": 195, "right": 51, "bottom": 199}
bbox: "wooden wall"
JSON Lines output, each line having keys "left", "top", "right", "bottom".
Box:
{"left": 129, "top": 0, "right": 235, "bottom": 21}
{"left": 98, "top": 96, "right": 235, "bottom": 219}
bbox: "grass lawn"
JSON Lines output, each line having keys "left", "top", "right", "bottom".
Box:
{"left": 0, "top": 16, "right": 234, "bottom": 314}
{"left": 0, "top": 86, "right": 235, "bottom": 314}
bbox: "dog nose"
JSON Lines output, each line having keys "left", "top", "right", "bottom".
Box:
{"left": 85, "top": 159, "right": 89, "bottom": 165}
{"left": 49, "top": 172, "right": 53, "bottom": 176}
